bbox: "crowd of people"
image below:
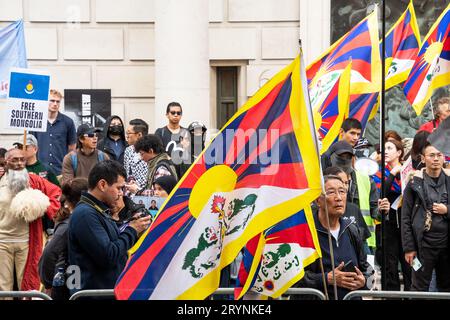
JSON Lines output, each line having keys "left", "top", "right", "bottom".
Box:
{"left": 0, "top": 89, "right": 449, "bottom": 300}
{"left": 294, "top": 96, "right": 450, "bottom": 299}
{"left": 0, "top": 89, "right": 195, "bottom": 299}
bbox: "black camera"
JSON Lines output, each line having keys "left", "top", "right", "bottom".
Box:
{"left": 124, "top": 202, "right": 151, "bottom": 224}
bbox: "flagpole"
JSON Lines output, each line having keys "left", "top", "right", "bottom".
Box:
{"left": 319, "top": 257, "right": 330, "bottom": 300}
{"left": 299, "top": 38, "right": 337, "bottom": 300}
{"left": 22, "top": 130, "right": 27, "bottom": 151}
{"left": 379, "top": 0, "right": 388, "bottom": 291}
{"left": 429, "top": 99, "right": 435, "bottom": 121}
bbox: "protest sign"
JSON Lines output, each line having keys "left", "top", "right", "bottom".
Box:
{"left": 4, "top": 68, "right": 50, "bottom": 132}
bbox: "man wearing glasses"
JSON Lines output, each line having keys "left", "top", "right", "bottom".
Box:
{"left": 123, "top": 119, "right": 149, "bottom": 193}
{"left": 293, "top": 174, "right": 372, "bottom": 300}
{"left": 155, "top": 102, "right": 191, "bottom": 178}
{"left": 60, "top": 124, "right": 109, "bottom": 185}
{"left": 402, "top": 143, "right": 450, "bottom": 292}
{"left": 31, "top": 89, "right": 77, "bottom": 177}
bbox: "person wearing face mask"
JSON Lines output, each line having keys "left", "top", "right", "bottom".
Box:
{"left": 97, "top": 115, "right": 128, "bottom": 164}
{"left": 326, "top": 140, "right": 380, "bottom": 255}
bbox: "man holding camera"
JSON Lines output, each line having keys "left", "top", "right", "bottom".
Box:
{"left": 68, "top": 160, "right": 151, "bottom": 295}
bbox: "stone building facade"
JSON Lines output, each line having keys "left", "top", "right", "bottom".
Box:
{"left": 0, "top": 0, "right": 331, "bottom": 147}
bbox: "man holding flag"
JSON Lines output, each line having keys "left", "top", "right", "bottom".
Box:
{"left": 293, "top": 174, "right": 372, "bottom": 300}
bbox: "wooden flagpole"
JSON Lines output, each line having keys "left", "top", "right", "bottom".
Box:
{"left": 22, "top": 129, "right": 27, "bottom": 150}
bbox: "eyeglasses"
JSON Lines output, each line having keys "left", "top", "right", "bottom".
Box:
{"left": 170, "top": 111, "right": 182, "bottom": 116}
{"left": 325, "top": 189, "right": 347, "bottom": 198}
{"left": 83, "top": 133, "right": 98, "bottom": 138}
{"left": 126, "top": 131, "right": 138, "bottom": 136}
{"left": 49, "top": 100, "right": 61, "bottom": 104}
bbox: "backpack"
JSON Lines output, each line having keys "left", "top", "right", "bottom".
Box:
{"left": 70, "top": 151, "right": 105, "bottom": 175}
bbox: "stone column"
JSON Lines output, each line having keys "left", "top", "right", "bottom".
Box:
{"left": 299, "top": 0, "right": 331, "bottom": 65}
{"left": 154, "top": 0, "right": 210, "bottom": 131}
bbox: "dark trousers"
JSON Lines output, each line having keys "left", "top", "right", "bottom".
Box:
{"left": 412, "top": 247, "right": 450, "bottom": 292}
{"left": 376, "top": 223, "right": 412, "bottom": 291}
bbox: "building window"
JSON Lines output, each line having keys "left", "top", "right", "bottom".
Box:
{"left": 216, "top": 67, "right": 238, "bottom": 129}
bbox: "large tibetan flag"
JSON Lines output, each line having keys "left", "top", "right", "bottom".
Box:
{"left": 307, "top": 9, "right": 381, "bottom": 115}
{"left": 235, "top": 206, "right": 321, "bottom": 299}
{"left": 114, "top": 52, "right": 322, "bottom": 300}
{"left": 0, "top": 20, "right": 28, "bottom": 98}
{"left": 403, "top": 3, "right": 450, "bottom": 115}
{"left": 313, "top": 61, "right": 351, "bottom": 154}
{"left": 384, "top": 1, "right": 421, "bottom": 90}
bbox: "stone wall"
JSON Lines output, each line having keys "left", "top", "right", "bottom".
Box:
{"left": 0, "top": 0, "right": 333, "bottom": 148}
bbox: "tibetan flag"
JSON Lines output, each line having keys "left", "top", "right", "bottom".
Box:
{"left": 236, "top": 206, "right": 321, "bottom": 299}
{"left": 372, "top": 165, "right": 401, "bottom": 194}
{"left": 307, "top": 8, "right": 381, "bottom": 115}
{"left": 349, "top": 92, "right": 379, "bottom": 130}
{"left": 114, "top": 52, "right": 322, "bottom": 300}
{"left": 403, "top": 3, "right": 450, "bottom": 115}
{"left": 384, "top": 1, "right": 421, "bottom": 90}
{"left": 313, "top": 61, "right": 351, "bottom": 154}
{"left": 0, "top": 20, "right": 28, "bottom": 98}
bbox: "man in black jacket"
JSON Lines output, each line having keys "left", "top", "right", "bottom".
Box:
{"left": 402, "top": 143, "right": 450, "bottom": 291}
{"left": 68, "top": 160, "right": 151, "bottom": 295}
{"left": 293, "top": 175, "right": 373, "bottom": 300}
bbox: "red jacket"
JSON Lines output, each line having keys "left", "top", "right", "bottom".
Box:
{"left": 21, "top": 174, "right": 61, "bottom": 291}
{"left": 418, "top": 119, "right": 440, "bottom": 133}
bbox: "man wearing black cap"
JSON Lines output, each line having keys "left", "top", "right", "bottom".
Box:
{"left": 61, "top": 124, "right": 109, "bottom": 185}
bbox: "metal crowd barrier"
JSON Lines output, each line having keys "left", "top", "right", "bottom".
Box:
{"left": 344, "top": 290, "right": 450, "bottom": 300}
{"left": 0, "top": 291, "right": 52, "bottom": 300}
{"left": 68, "top": 287, "right": 326, "bottom": 300}
{"left": 69, "top": 289, "right": 115, "bottom": 300}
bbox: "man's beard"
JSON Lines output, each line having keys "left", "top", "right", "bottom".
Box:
{"left": 8, "top": 169, "right": 29, "bottom": 195}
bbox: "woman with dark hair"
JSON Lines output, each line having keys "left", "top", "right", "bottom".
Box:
{"left": 38, "top": 178, "right": 88, "bottom": 300}
{"left": 374, "top": 139, "right": 412, "bottom": 291}
{"left": 402, "top": 130, "right": 430, "bottom": 170}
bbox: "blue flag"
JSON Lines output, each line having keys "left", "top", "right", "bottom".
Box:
{"left": 9, "top": 71, "right": 50, "bottom": 101}
{"left": 0, "top": 20, "right": 28, "bottom": 98}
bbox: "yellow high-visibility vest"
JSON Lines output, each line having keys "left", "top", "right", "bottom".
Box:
{"left": 355, "top": 171, "right": 376, "bottom": 248}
